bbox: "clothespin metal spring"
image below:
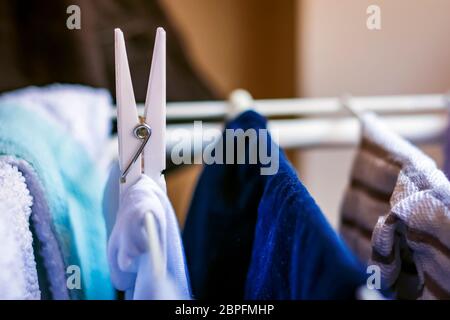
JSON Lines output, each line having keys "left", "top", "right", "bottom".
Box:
{"left": 120, "top": 122, "right": 152, "bottom": 183}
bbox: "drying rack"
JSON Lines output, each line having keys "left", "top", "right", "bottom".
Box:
{"left": 107, "top": 93, "right": 449, "bottom": 160}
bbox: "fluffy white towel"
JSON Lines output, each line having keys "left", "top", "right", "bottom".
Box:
{"left": 0, "top": 156, "right": 69, "bottom": 299}
{"left": 0, "top": 161, "right": 40, "bottom": 299}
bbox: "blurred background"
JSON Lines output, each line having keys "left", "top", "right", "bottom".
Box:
{"left": 1, "top": 0, "right": 449, "bottom": 227}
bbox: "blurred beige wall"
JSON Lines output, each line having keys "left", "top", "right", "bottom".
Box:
{"left": 161, "top": 0, "right": 296, "bottom": 99}
{"left": 297, "top": 0, "right": 450, "bottom": 97}
{"left": 296, "top": 0, "right": 450, "bottom": 228}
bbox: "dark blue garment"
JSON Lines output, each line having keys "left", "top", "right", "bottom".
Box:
{"left": 183, "top": 111, "right": 268, "bottom": 299}
{"left": 245, "top": 148, "right": 366, "bottom": 299}
{"left": 183, "top": 110, "right": 366, "bottom": 300}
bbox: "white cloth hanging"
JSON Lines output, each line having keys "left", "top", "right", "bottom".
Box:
{"left": 105, "top": 166, "right": 191, "bottom": 299}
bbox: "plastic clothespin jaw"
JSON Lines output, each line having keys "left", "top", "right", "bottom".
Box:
{"left": 143, "top": 27, "right": 167, "bottom": 191}
{"left": 115, "top": 28, "right": 142, "bottom": 193}
{"left": 115, "top": 27, "right": 167, "bottom": 193}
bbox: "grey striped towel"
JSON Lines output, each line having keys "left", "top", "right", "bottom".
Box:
{"left": 340, "top": 113, "right": 450, "bottom": 299}
{"left": 371, "top": 166, "right": 450, "bottom": 299}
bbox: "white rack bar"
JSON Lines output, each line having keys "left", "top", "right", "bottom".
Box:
{"left": 110, "top": 94, "right": 449, "bottom": 120}
{"left": 104, "top": 94, "right": 449, "bottom": 163}
{"left": 105, "top": 113, "right": 448, "bottom": 164}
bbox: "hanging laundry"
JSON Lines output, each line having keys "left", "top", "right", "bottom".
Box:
{"left": 104, "top": 166, "right": 191, "bottom": 299}
{"left": 183, "top": 111, "right": 266, "bottom": 299}
{"left": 183, "top": 110, "right": 366, "bottom": 300}
{"left": 340, "top": 112, "right": 450, "bottom": 299}
{"left": 0, "top": 86, "right": 115, "bottom": 299}
{"left": 371, "top": 162, "right": 450, "bottom": 299}
{"left": 0, "top": 162, "right": 39, "bottom": 299}
{"left": 340, "top": 112, "right": 436, "bottom": 263}
{"left": 245, "top": 146, "right": 366, "bottom": 299}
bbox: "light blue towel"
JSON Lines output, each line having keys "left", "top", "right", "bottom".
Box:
{"left": 0, "top": 103, "right": 115, "bottom": 300}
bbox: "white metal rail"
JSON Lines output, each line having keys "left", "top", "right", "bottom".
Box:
{"left": 110, "top": 94, "right": 448, "bottom": 120}
{"left": 106, "top": 94, "right": 449, "bottom": 160}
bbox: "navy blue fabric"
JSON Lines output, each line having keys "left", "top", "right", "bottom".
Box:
{"left": 183, "top": 110, "right": 366, "bottom": 300}
{"left": 245, "top": 148, "right": 366, "bottom": 299}
{"left": 183, "top": 111, "right": 268, "bottom": 299}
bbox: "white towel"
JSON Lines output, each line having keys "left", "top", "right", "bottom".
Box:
{"left": 0, "top": 161, "right": 40, "bottom": 299}
{"left": 0, "top": 156, "right": 69, "bottom": 299}
{"left": 0, "top": 84, "right": 111, "bottom": 299}
{"left": 106, "top": 172, "right": 191, "bottom": 299}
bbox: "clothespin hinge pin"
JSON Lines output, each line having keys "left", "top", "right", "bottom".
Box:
{"left": 120, "top": 123, "right": 152, "bottom": 183}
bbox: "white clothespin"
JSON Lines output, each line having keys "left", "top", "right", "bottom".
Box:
{"left": 115, "top": 27, "right": 166, "bottom": 298}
